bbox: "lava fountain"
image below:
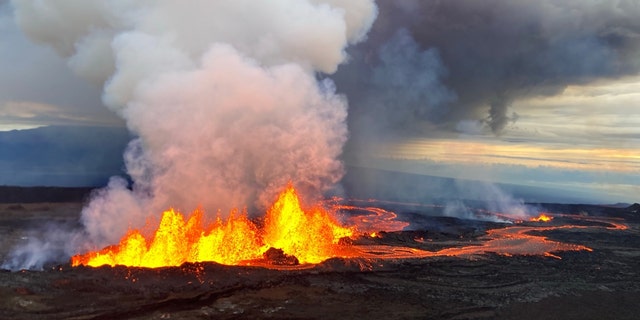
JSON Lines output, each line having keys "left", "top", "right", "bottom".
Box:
{"left": 72, "top": 184, "right": 353, "bottom": 268}
{"left": 530, "top": 213, "right": 553, "bottom": 222}
{"left": 72, "top": 186, "right": 626, "bottom": 269}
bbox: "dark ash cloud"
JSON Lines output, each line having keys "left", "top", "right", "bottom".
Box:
{"left": 335, "top": 0, "right": 640, "bottom": 137}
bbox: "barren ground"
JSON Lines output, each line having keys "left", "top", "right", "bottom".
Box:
{"left": 1, "top": 201, "right": 639, "bottom": 319}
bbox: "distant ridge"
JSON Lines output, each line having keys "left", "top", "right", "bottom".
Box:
{"left": 0, "top": 125, "right": 130, "bottom": 187}
{"left": 0, "top": 186, "right": 94, "bottom": 203}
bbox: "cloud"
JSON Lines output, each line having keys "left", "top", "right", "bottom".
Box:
{"left": 507, "top": 76, "right": 640, "bottom": 148}
{"left": 455, "top": 120, "right": 485, "bottom": 136}
{"left": 0, "top": 2, "right": 122, "bottom": 130}
{"left": 0, "top": 101, "right": 122, "bottom": 129}
{"left": 336, "top": 0, "right": 640, "bottom": 138}
{"left": 375, "top": 138, "right": 640, "bottom": 173}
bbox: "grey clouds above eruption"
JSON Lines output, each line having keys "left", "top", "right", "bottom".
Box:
{"left": 335, "top": 0, "right": 640, "bottom": 136}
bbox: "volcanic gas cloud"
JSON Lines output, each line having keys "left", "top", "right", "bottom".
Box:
{"left": 9, "top": 0, "right": 378, "bottom": 266}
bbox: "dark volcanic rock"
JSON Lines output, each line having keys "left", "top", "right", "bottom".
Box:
{"left": 1, "top": 201, "right": 639, "bottom": 319}
{"left": 263, "top": 247, "right": 299, "bottom": 265}
{"left": 0, "top": 186, "right": 94, "bottom": 203}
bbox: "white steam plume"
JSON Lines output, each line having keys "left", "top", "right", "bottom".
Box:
{"left": 451, "top": 181, "right": 539, "bottom": 221}
{"left": 10, "top": 0, "right": 378, "bottom": 251}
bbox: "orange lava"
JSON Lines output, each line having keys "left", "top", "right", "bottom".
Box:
{"left": 336, "top": 204, "right": 410, "bottom": 233}
{"left": 71, "top": 184, "right": 353, "bottom": 268}
{"left": 72, "top": 192, "right": 626, "bottom": 269}
{"left": 530, "top": 213, "right": 553, "bottom": 222}
{"left": 436, "top": 225, "right": 592, "bottom": 259}
{"left": 346, "top": 224, "right": 594, "bottom": 260}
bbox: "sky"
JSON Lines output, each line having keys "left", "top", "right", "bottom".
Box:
{"left": 0, "top": 0, "right": 123, "bottom": 130}
{"left": 0, "top": 0, "right": 639, "bottom": 204}
{"left": 349, "top": 76, "right": 640, "bottom": 203}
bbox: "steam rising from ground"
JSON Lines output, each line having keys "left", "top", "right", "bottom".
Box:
{"left": 1, "top": 222, "right": 85, "bottom": 271}
{"left": 445, "top": 182, "right": 539, "bottom": 223}
{"left": 8, "top": 0, "right": 377, "bottom": 256}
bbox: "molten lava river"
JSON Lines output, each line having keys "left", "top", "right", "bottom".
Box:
{"left": 71, "top": 185, "right": 625, "bottom": 269}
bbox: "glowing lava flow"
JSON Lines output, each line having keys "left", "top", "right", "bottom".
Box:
{"left": 435, "top": 225, "right": 592, "bottom": 259}
{"left": 530, "top": 213, "right": 553, "bottom": 222}
{"left": 73, "top": 192, "right": 625, "bottom": 269}
{"left": 71, "top": 185, "right": 353, "bottom": 268}
{"left": 332, "top": 203, "right": 410, "bottom": 233}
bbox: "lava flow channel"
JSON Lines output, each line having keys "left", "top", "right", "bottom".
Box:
{"left": 342, "top": 224, "right": 595, "bottom": 261}
{"left": 72, "top": 184, "right": 353, "bottom": 268}
{"left": 435, "top": 225, "right": 593, "bottom": 259}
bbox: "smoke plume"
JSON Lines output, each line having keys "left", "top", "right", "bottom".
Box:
{"left": 1, "top": 222, "right": 82, "bottom": 271}
{"left": 10, "top": 0, "right": 378, "bottom": 252}
{"left": 336, "top": 0, "right": 640, "bottom": 137}
{"left": 449, "top": 181, "right": 539, "bottom": 222}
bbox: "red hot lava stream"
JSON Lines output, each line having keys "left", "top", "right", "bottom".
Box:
{"left": 72, "top": 186, "right": 625, "bottom": 269}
